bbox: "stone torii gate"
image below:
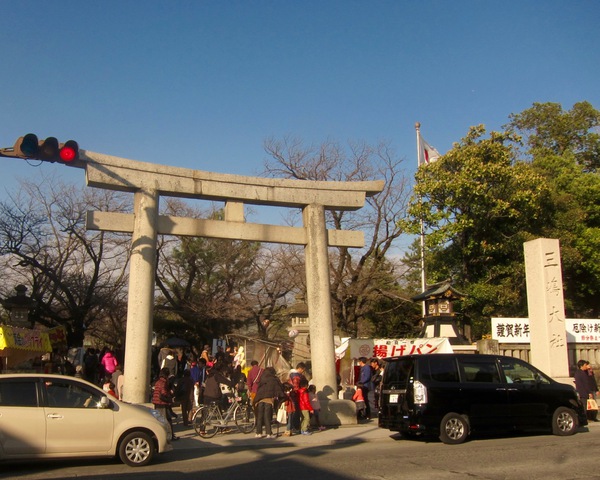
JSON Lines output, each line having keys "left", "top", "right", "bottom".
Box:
{"left": 74, "top": 151, "right": 383, "bottom": 413}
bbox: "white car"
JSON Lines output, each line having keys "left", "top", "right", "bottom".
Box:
{"left": 0, "top": 374, "right": 173, "bottom": 466}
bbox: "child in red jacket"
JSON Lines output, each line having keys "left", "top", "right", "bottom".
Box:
{"left": 298, "top": 377, "right": 314, "bottom": 435}
{"left": 353, "top": 384, "right": 366, "bottom": 420}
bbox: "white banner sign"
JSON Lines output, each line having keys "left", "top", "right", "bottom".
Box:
{"left": 348, "top": 337, "right": 453, "bottom": 359}
{"left": 492, "top": 318, "right": 600, "bottom": 343}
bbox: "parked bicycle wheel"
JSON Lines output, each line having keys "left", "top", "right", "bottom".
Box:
{"left": 192, "top": 406, "right": 219, "bottom": 438}
{"left": 234, "top": 403, "right": 256, "bottom": 434}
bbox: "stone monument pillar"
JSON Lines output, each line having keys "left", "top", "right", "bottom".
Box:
{"left": 524, "top": 238, "right": 569, "bottom": 380}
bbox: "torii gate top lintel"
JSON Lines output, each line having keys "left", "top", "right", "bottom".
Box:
{"left": 77, "top": 150, "right": 384, "bottom": 210}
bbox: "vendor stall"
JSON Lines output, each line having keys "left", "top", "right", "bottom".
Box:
{"left": 0, "top": 325, "right": 52, "bottom": 372}
{"left": 335, "top": 337, "right": 453, "bottom": 394}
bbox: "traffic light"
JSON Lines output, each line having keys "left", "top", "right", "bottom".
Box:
{"left": 11, "top": 133, "right": 79, "bottom": 163}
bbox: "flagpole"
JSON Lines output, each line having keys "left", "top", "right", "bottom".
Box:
{"left": 415, "top": 122, "right": 427, "bottom": 316}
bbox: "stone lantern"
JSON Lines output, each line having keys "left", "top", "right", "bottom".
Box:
{"left": 287, "top": 294, "right": 311, "bottom": 365}
{"left": 412, "top": 280, "right": 470, "bottom": 345}
{"left": 2, "top": 285, "right": 37, "bottom": 329}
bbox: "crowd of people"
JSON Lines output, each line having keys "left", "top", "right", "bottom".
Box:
{"left": 148, "top": 342, "right": 364, "bottom": 441}
{"left": 77, "top": 342, "right": 385, "bottom": 441}
{"left": 248, "top": 360, "right": 329, "bottom": 438}
{"left": 78, "top": 347, "right": 125, "bottom": 400}
{"left": 150, "top": 343, "right": 245, "bottom": 440}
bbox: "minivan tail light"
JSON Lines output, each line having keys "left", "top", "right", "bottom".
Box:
{"left": 413, "top": 380, "right": 428, "bottom": 404}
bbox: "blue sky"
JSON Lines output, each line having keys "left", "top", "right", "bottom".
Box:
{"left": 1, "top": 1, "right": 598, "bottom": 227}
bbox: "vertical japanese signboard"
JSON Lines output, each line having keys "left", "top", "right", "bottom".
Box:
{"left": 524, "top": 238, "right": 569, "bottom": 378}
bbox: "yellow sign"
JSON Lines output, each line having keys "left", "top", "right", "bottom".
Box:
{"left": 48, "top": 325, "right": 67, "bottom": 346}
{"left": 0, "top": 325, "right": 52, "bottom": 352}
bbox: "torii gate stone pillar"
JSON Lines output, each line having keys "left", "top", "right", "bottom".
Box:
{"left": 123, "top": 188, "right": 159, "bottom": 403}
{"left": 303, "top": 203, "right": 336, "bottom": 395}
{"left": 74, "top": 150, "right": 383, "bottom": 416}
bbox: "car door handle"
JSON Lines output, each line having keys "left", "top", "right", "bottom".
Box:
{"left": 47, "top": 414, "right": 64, "bottom": 419}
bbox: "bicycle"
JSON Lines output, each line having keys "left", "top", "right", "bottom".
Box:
{"left": 192, "top": 391, "right": 255, "bottom": 438}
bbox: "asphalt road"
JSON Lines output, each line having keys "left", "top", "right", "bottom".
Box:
{"left": 3, "top": 422, "right": 600, "bottom": 480}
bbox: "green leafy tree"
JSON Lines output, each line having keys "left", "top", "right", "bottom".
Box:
{"left": 405, "top": 126, "right": 549, "bottom": 337}
{"left": 506, "top": 102, "right": 600, "bottom": 316}
{"left": 506, "top": 101, "right": 600, "bottom": 172}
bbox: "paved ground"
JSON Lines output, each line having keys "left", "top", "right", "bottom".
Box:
{"left": 169, "top": 408, "right": 599, "bottom": 451}
{"left": 170, "top": 414, "right": 391, "bottom": 450}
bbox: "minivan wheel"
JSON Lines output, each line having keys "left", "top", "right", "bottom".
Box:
{"left": 439, "top": 412, "right": 469, "bottom": 444}
{"left": 118, "top": 431, "right": 155, "bottom": 467}
{"left": 552, "top": 407, "right": 578, "bottom": 436}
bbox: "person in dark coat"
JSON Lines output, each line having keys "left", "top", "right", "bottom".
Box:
{"left": 587, "top": 363, "right": 600, "bottom": 422}
{"left": 253, "top": 367, "right": 284, "bottom": 438}
{"left": 152, "top": 367, "right": 178, "bottom": 440}
{"left": 358, "top": 357, "right": 374, "bottom": 420}
{"left": 203, "top": 363, "right": 234, "bottom": 411}
{"left": 176, "top": 369, "right": 195, "bottom": 426}
{"left": 575, "top": 360, "right": 599, "bottom": 421}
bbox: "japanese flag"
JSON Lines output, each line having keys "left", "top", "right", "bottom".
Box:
{"left": 419, "top": 137, "right": 441, "bottom": 165}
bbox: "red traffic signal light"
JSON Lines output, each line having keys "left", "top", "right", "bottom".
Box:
{"left": 59, "top": 140, "right": 79, "bottom": 162}
{"left": 11, "top": 134, "right": 79, "bottom": 163}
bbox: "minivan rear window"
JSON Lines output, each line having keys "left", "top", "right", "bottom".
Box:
{"left": 384, "top": 358, "right": 413, "bottom": 388}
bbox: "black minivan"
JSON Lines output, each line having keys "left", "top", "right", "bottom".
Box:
{"left": 378, "top": 354, "right": 587, "bottom": 444}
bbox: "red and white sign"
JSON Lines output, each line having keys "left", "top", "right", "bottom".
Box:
{"left": 339, "top": 337, "right": 453, "bottom": 360}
